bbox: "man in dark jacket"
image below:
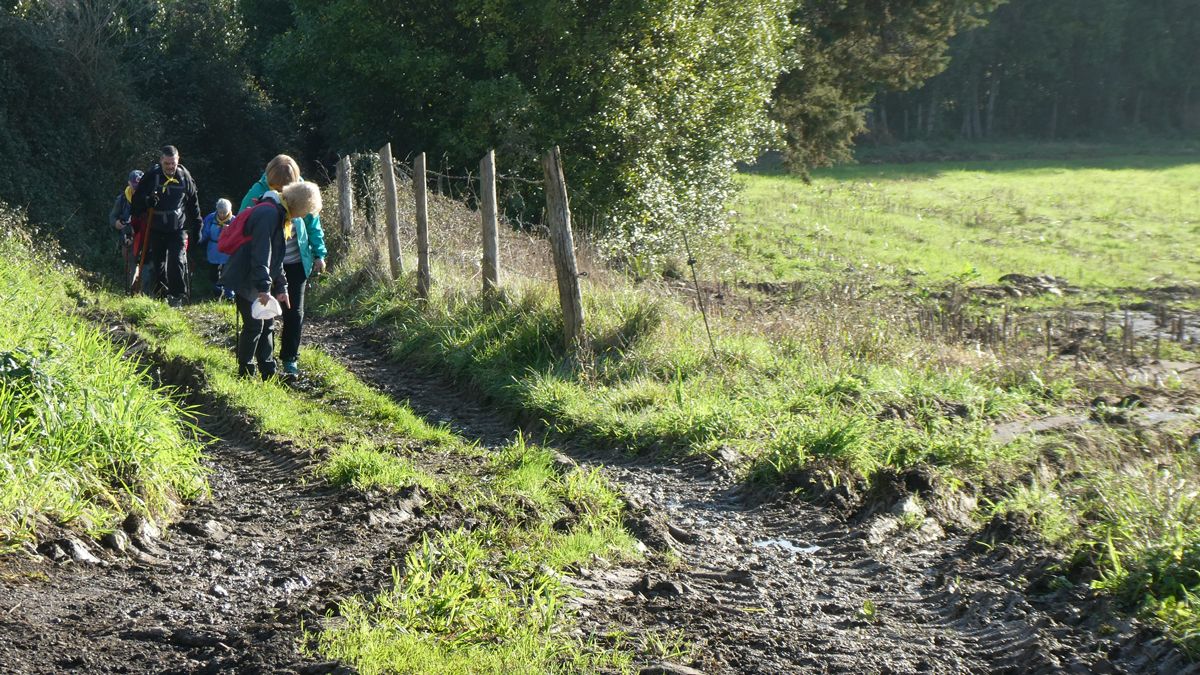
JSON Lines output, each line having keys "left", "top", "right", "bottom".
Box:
{"left": 131, "top": 145, "right": 202, "bottom": 306}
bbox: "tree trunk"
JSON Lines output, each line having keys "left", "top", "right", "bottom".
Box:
{"left": 985, "top": 77, "right": 1000, "bottom": 138}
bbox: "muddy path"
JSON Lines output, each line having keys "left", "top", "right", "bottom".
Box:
{"left": 0, "top": 331, "right": 435, "bottom": 674}
{"left": 304, "top": 318, "right": 1194, "bottom": 675}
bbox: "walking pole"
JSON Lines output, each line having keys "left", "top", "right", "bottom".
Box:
{"left": 130, "top": 208, "right": 154, "bottom": 295}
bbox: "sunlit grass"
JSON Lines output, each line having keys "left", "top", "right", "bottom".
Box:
{"left": 729, "top": 156, "right": 1200, "bottom": 292}
{"left": 0, "top": 212, "right": 206, "bottom": 545}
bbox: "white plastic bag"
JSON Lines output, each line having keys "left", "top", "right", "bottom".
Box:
{"left": 251, "top": 295, "right": 283, "bottom": 320}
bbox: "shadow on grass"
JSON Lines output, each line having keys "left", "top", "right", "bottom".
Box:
{"left": 742, "top": 141, "right": 1200, "bottom": 180}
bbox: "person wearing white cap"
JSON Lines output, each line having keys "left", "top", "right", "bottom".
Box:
{"left": 198, "top": 198, "right": 235, "bottom": 300}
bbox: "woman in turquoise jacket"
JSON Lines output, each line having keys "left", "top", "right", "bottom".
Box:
{"left": 239, "top": 154, "right": 327, "bottom": 377}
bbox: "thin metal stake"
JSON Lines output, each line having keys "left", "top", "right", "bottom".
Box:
{"left": 681, "top": 229, "right": 718, "bottom": 360}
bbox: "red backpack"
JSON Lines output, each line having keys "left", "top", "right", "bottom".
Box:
{"left": 218, "top": 199, "right": 284, "bottom": 256}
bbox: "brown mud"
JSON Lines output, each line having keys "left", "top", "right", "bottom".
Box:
{"left": 0, "top": 316, "right": 1194, "bottom": 674}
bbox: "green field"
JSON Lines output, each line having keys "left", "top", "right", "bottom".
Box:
{"left": 729, "top": 156, "right": 1200, "bottom": 292}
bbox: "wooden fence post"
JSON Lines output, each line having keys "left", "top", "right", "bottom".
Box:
{"left": 337, "top": 155, "right": 354, "bottom": 235}
{"left": 378, "top": 142, "right": 404, "bottom": 279}
{"left": 414, "top": 152, "right": 431, "bottom": 299}
{"left": 542, "top": 146, "right": 584, "bottom": 352}
{"left": 480, "top": 149, "right": 500, "bottom": 296}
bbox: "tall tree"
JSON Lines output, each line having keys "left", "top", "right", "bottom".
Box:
{"left": 774, "top": 0, "right": 1001, "bottom": 171}
{"left": 265, "top": 0, "right": 794, "bottom": 266}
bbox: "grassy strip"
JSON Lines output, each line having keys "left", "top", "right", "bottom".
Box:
{"left": 312, "top": 271, "right": 1058, "bottom": 488}
{"left": 106, "top": 296, "right": 650, "bottom": 670}
{"left": 991, "top": 426, "right": 1200, "bottom": 656}
{"left": 309, "top": 435, "right": 651, "bottom": 674}
{"left": 0, "top": 208, "right": 206, "bottom": 547}
{"left": 108, "top": 297, "right": 444, "bottom": 493}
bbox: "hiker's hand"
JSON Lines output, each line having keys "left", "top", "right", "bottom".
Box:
{"left": 312, "top": 258, "right": 325, "bottom": 275}
{"left": 257, "top": 292, "right": 271, "bottom": 306}
{"left": 112, "top": 220, "right": 124, "bottom": 231}
{"left": 275, "top": 292, "right": 290, "bottom": 309}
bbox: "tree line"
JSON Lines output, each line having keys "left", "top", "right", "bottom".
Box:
{"left": 870, "top": 0, "right": 1200, "bottom": 142}
{"left": 8, "top": 0, "right": 1108, "bottom": 271}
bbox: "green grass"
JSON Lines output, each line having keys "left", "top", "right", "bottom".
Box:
{"left": 314, "top": 269, "right": 1058, "bottom": 485}
{"left": 990, "top": 427, "right": 1200, "bottom": 657}
{"left": 728, "top": 155, "right": 1200, "bottom": 293}
{"left": 107, "top": 296, "right": 446, "bottom": 494}
{"left": 311, "top": 434, "right": 644, "bottom": 673}
{"left": 0, "top": 209, "right": 206, "bottom": 546}
{"left": 105, "top": 294, "right": 649, "bottom": 670}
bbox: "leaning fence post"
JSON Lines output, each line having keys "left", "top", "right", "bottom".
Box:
{"left": 480, "top": 149, "right": 500, "bottom": 297}
{"left": 542, "top": 146, "right": 585, "bottom": 352}
{"left": 378, "top": 142, "right": 404, "bottom": 279}
{"left": 414, "top": 152, "right": 431, "bottom": 299}
{"left": 337, "top": 155, "right": 354, "bottom": 235}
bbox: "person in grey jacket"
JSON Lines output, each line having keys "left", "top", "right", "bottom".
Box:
{"left": 220, "top": 181, "right": 323, "bottom": 379}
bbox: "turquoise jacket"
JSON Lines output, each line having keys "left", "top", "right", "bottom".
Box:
{"left": 239, "top": 173, "right": 326, "bottom": 277}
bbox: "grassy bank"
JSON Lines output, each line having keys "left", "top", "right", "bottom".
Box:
{"left": 727, "top": 155, "right": 1200, "bottom": 294}
{"left": 0, "top": 207, "right": 206, "bottom": 548}
{"left": 992, "top": 424, "right": 1200, "bottom": 656}
{"left": 105, "top": 296, "right": 649, "bottom": 671}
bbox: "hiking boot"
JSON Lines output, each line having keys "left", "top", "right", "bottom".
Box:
{"left": 282, "top": 361, "right": 300, "bottom": 377}
{"left": 259, "top": 362, "right": 278, "bottom": 381}
{"left": 237, "top": 363, "right": 256, "bottom": 378}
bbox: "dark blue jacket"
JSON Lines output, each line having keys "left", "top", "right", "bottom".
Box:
{"left": 219, "top": 194, "right": 287, "bottom": 300}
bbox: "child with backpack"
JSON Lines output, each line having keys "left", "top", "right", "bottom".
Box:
{"left": 220, "top": 181, "right": 323, "bottom": 380}
{"left": 197, "top": 198, "right": 235, "bottom": 300}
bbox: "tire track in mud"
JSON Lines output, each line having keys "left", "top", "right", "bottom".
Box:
{"left": 0, "top": 328, "right": 432, "bottom": 675}
{"left": 305, "top": 318, "right": 1193, "bottom": 675}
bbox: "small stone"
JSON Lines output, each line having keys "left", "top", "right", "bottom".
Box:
{"left": 178, "top": 519, "right": 229, "bottom": 541}
{"left": 101, "top": 530, "right": 131, "bottom": 553}
{"left": 61, "top": 537, "right": 103, "bottom": 564}
{"left": 209, "top": 584, "right": 229, "bottom": 598}
{"left": 123, "top": 514, "right": 161, "bottom": 541}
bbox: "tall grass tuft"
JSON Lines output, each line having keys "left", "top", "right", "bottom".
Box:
{"left": 0, "top": 207, "right": 206, "bottom": 545}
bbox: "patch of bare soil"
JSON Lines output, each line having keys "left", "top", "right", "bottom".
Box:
{"left": 303, "top": 319, "right": 1195, "bottom": 674}
{"left": 0, "top": 332, "right": 441, "bottom": 675}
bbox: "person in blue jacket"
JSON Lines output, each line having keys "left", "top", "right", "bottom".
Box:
{"left": 197, "top": 198, "right": 235, "bottom": 300}
{"left": 239, "top": 154, "right": 327, "bottom": 377}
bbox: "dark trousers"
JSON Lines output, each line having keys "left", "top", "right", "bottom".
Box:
{"left": 142, "top": 228, "right": 187, "bottom": 297}
{"left": 236, "top": 294, "right": 276, "bottom": 378}
{"left": 206, "top": 262, "right": 223, "bottom": 293}
{"left": 279, "top": 262, "right": 308, "bottom": 364}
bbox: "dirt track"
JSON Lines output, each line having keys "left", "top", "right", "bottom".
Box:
{"left": 0, "top": 316, "right": 1193, "bottom": 674}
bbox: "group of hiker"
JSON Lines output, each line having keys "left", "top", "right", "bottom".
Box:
{"left": 109, "top": 145, "right": 326, "bottom": 380}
